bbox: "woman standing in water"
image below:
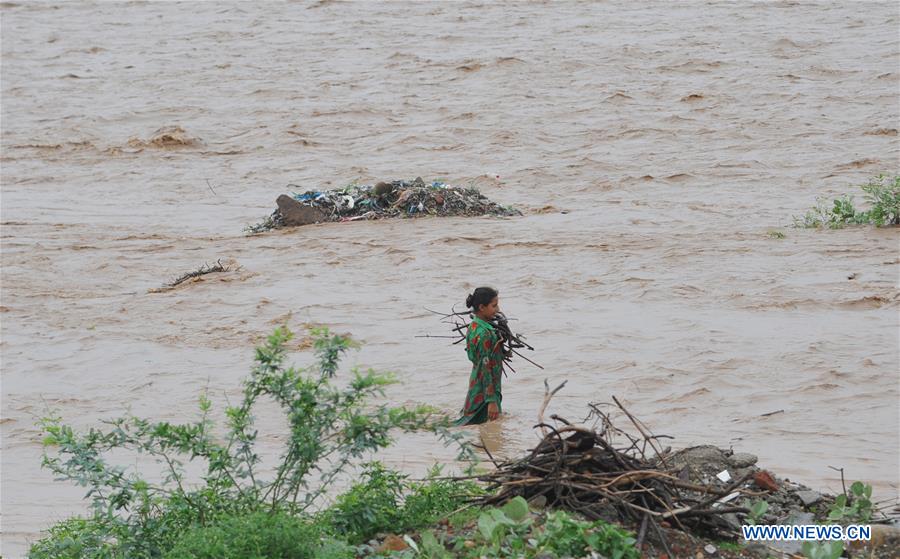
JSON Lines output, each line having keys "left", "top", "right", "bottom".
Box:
{"left": 455, "top": 287, "right": 506, "bottom": 425}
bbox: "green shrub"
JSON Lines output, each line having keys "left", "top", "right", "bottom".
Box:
{"left": 406, "top": 502, "right": 639, "bottom": 559}
{"left": 28, "top": 516, "right": 118, "bottom": 559}
{"left": 403, "top": 471, "right": 481, "bottom": 529}
{"left": 827, "top": 481, "right": 874, "bottom": 524}
{"left": 32, "top": 327, "right": 473, "bottom": 558}
{"left": 795, "top": 173, "right": 899, "bottom": 228}
{"left": 860, "top": 173, "right": 900, "bottom": 226}
{"left": 164, "top": 511, "right": 330, "bottom": 559}
{"left": 535, "top": 510, "right": 639, "bottom": 559}
{"left": 320, "top": 464, "right": 480, "bottom": 544}
{"left": 321, "top": 463, "right": 406, "bottom": 544}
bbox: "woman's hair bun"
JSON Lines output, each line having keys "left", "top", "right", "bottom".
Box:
{"left": 466, "top": 287, "right": 498, "bottom": 311}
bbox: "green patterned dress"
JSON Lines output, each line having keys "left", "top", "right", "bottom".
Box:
{"left": 454, "top": 317, "right": 504, "bottom": 425}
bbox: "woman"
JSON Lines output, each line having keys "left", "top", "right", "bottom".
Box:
{"left": 455, "top": 287, "right": 505, "bottom": 425}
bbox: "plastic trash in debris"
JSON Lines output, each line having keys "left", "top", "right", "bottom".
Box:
{"left": 712, "top": 492, "right": 740, "bottom": 507}
{"left": 716, "top": 470, "right": 731, "bottom": 483}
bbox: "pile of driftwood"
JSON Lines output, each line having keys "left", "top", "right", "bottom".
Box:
{"left": 421, "top": 309, "right": 543, "bottom": 376}
{"left": 474, "top": 382, "right": 752, "bottom": 552}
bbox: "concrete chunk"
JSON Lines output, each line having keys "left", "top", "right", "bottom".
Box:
{"left": 277, "top": 194, "right": 327, "bottom": 226}
{"left": 796, "top": 490, "right": 822, "bottom": 507}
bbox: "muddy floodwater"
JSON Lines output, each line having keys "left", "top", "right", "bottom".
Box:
{"left": 2, "top": 1, "right": 898, "bottom": 555}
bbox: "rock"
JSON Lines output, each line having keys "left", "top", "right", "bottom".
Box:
{"left": 672, "top": 445, "right": 728, "bottom": 464}
{"left": 376, "top": 534, "right": 408, "bottom": 553}
{"left": 781, "top": 510, "right": 815, "bottom": 525}
{"left": 373, "top": 181, "right": 394, "bottom": 197}
{"left": 749, "top": 510, "right": 813, "bottom": 556}
{"left": 729, "top": 452, "right": 758, "bottom": 468}
{"left": 667, "top": 445, "right": 732, "bottom": 481}
{"left": 528, "top": 494, "right": 547, "bottom": 509}
{"left": 753, "top": 470, "right": 778, "bottom": 492}
{"left": 720, "top": 513, "right": 742, "bottom": 532}
{"left": 704, "top": 543, "right": 717, "bottom": 555}
{"left": 795, "top": 489, "right": 822, "bottom": 507}
{"left": 276, "top": 194, "right": 326, "bottom": 226}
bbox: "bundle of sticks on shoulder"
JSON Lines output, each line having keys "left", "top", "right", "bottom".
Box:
{"left": 472, "top": 382, "right": 754, "bottom": 551}
{"left": 423, "top": 308, "right": 543, "bottom": 375}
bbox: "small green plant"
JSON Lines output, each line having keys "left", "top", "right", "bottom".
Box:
{"left": 477, "top": 497, "right": 532, "bottom": 545}
{"left": 323, "top": 462, "right": 407, "bottom": 543}
{"left": 767, "top": 230, "right": 786, "bottom": 239}
{"left": 535, "top": 511, "right": 639, "bottom": 559}
{"left": 416, "top": 530, "right": 453, "bottom": 559}
{"left": 162, "top": 511, "right": 342, "bottom": 559}
{"left": 410, "top": 503, "right": 639, "bottom": 559}
{"left": 801, "top": 540, "right": 844, "bottom": 559}
{"left": 319, "top": 464, "right": 481, "bottom": 545}
{"left": 746, "top": 499, "right": 769, "bottom": 525}
{"left": 827, "top": 481, "right": 874, "bottom": 524}
{"left": 794, "top": 173, "right": 900, "bottom": 228}
{"left": 861, "top": 173, "right": 900, "bottom": 225}
{"left": 830, "top": 195, "right": 859, "bottom": 225}
{"left": 27, "top": 517, "right": 117, "bottom": 559}
{"left": 715, "top": 540, "right": 743, "bottom": 552}
{"left": 795, "top": 195, "right": 865, "bottom": 229}
{"left": 403, "top": 466, "right": 483, "bottom": 528}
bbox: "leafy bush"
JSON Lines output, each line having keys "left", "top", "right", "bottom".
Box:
{"left": 745, "top": 499, "right": 768, "bottom": 525}
{"left": 860, "top": 173, "right": 900, "bottom": 226}
{"left": 827, "top": 481, "right": 874, "bottom": 524}
{"left": 32, "top": 327, "right": 471, "bottom": 558}
{"left": 322, "top": 463, "right": 407, "bottom": 544}
{"left": 795, "top": 173, "right": 899, "bottom": 228}
{"left": 405, "top": 499, "right": 639, "bottom": 559}
{"left": 535, "top": 510, "right": 639, "bottom": 559}
{"left": 320, "top": 464, "right": 481, "bottom": 545}
{"left": 28, "top": 517, "right": 118, "bottom": 559}
{"left": 163, "top": 511, "right": 343, "bottom": 559}
{"left": 403, "top": 468, "right": 482, "bottom": 529}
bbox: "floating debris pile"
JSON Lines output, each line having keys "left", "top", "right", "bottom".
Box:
{"left": 246, "top": 177, "right": 520, "bottom": 233}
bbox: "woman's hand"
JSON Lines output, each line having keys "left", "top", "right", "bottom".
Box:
{"left": 487, "top": 402, "right": 500, "bottom": 421}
